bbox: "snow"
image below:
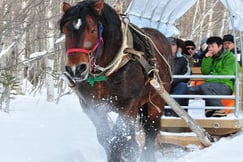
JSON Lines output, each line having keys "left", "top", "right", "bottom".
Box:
{"left": 0, "top": 91, "right": 243, "bottom": 162}
{"left": 55, "top": 35, "right": 65, "bottom": 44}
{"left": 0, "top": 93, "right": 106, "bottom": 162}
{"left": 0, "top": 42, "right": 16, "bottom": 58}
{"left": 29, "top": 51, "right": 47, "bottom": 59}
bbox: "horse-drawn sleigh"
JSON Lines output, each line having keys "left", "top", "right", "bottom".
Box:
{"left": 59, "top": 0, "right": 242, "bottom": 161}
{"left": 160, "top": 66, "right": 243, "bottom": 147}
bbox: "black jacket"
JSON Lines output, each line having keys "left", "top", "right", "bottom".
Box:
{"left": 172, "top": 51, "right": 191, "bottom": 88}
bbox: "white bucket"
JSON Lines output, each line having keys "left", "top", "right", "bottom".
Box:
{"left": 188, "top": 99, "right": 205, "bottom": 118}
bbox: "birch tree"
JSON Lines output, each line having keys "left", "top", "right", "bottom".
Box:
{"left": 190, "top": 0, "right": 200, "bottom": 39}
{"left": 199, "top": 0, "right": 208, "bottom": 41}
{"left": 219, "top": 9, "right": 228, "bottom": 36}
{"left": 45, "top": 0, "right": 55, "bottom": 102}
{"left": 206, "top": 0, "right": 214, "bottom": 37}
{"left": 178, "top": 0, "right": 230, "bottom": 46}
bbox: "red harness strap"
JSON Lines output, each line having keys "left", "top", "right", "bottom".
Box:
{"left": 66, "top": 38, "right": 103, "bottom": 55}
{"left": 67, "top": 48, "right": 90, "bottom": 55}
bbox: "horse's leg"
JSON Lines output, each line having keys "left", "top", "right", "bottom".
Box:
{"left": 108, "top": 102, "right": 140, "bottom": 162}
{"left": 140, "top": 102, "right": 162, "bottom": 162}
{"left": 80, "top": 101, "right": 112, "bottom": 158}
{"left": 108, "top": 115, "right": 139, "bottom": 162}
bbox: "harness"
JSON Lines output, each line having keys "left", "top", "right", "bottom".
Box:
{"left": 64, "top": 16, "right": 173, "bottom": 87}
{"left": 91, "top": 17, "right": 172, "bottom": 81}
{"left": 63, "top": 16, "right": 173, "bottom": 113}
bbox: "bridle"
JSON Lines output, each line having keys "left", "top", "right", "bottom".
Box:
{"left": 66, "top": 23, "right": 104, "bottom": 72}
{"left": 66, "top": 39, "right": 103, "bottom": 55}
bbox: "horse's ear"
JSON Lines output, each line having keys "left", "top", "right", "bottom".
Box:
{"left": 92, "top": 0, "right": 104, "bottom": 15}
{"left": 62, "top": 2, "right": 71, "bottom": 13}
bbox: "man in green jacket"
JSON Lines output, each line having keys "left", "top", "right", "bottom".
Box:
{"left": 188, "top": 36, "right": 236, "bottom": 117}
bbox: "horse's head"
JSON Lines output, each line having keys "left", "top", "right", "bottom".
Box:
{"left": 60, "top": 0, "right": 105, "bottom": 81}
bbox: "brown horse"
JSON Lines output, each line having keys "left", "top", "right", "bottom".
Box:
{"left": 60, "top": 0, "right": 173, "bottom": 161}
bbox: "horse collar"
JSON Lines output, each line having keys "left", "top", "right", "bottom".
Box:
{"left": 88, "top": 19, "right": 134, "bottom": 77}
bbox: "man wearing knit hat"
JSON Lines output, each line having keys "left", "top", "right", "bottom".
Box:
{"left": 223, "top": 34, "right": 234, "bottom": 48}
{"left": 185, "top": 40, "right": 201, "bottom": 67}
{"left": 185, "top": 40, "right": 196, "bottom": 56}
{"left": 223, "top": 34, "right": 242, "bottom": 66}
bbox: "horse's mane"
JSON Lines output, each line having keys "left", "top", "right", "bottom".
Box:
{"left": 60, "top": 1, "right": 121, "bottom": 33}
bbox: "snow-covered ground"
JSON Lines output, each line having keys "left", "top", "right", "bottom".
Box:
{"left": 0, "top": 91, "right": 243, "bottom": 162}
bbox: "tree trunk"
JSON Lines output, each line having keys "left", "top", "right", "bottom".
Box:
{"left": 207, "top": 1, "right": 214, "bottom": 37}
{"left": 191, "top": 0, "right": 200, "bottom": 39}
{"left": 45, "top": 0, "right": 55, "bottom": 102}
{"left": 16, "top": 0, "right": 28, "bottom": 94}
{"left": 220, "top": 9, "right": 227, "bottom": 36}
{"left": 199, "top": 0, "right": 207, "bottom": 42}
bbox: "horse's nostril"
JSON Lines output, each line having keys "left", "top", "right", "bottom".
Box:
{"left": 65, "top": 66, "right": 74, "bottom": 77}
{"left": 76, "top": 63, "right": 88, "bottom": 75}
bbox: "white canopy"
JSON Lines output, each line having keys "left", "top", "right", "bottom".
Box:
{"left": 221, "top": 0, "right": 243, "bottom": 31}
{"left": 126, "top": 0, "right": 243, "bottom": 36}
{"left": 125, "top": 0, "right": 197, "bottom": 36}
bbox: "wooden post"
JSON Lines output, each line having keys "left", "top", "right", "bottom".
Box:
{"left": 150, "top": 79, "right": 213, "bottom": 147}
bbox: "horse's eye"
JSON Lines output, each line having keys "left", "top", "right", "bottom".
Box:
{"left": 91, "top": 29, "right": 96, "bottom": 33}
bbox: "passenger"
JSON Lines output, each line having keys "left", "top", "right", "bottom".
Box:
{"left": 165, "top": 37, "right": 191, "bottom": 117}
{"left": 185, "top": 40, "right": 201, "bottom": 67}
{"left": 177, "top": 38, "right": 187, "bottom": 54}
{"left": 197, "top": 37, "right": 208, "bottom": 58}
{"left": 187, "top": 36, "right": 236, "bottom": 117}
{"left": 198, "top": 38, "right": 209, "bottom": 63}
{"left": 223, "top": 34, "right": 242, "bottom": 66}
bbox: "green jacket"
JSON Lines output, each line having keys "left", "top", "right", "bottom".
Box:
{"left": 201, "top": 50, "right": 236, "bottom": 91}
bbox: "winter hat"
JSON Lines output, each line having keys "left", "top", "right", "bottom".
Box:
{"left": 200, "top": 37, "right": 208, "bottom": 51}
{"left": 167, "top": 37, "right": 177, "bottom": 45}
{"left": 185, "top": 40, "right": 196, "bottom": 48}
{"left": 200, "top": 37, "right": 208, "bottom": 46}
{"left": 223, "top": 34, "right": 234, "bottom": 43}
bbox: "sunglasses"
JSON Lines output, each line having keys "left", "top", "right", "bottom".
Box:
{"left": 186, "top": 47, "right": 195, "bottom": 50}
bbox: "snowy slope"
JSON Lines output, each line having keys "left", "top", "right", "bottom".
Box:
{"left": 0, "top": 93, "right": 106, "bottom": 162}
{"left": 0, "top": 92, "right": 242, "bottom": 162}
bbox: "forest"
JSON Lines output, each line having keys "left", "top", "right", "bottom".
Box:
{"left": 0, "top": 0, "right": 240, "bottom": 112}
